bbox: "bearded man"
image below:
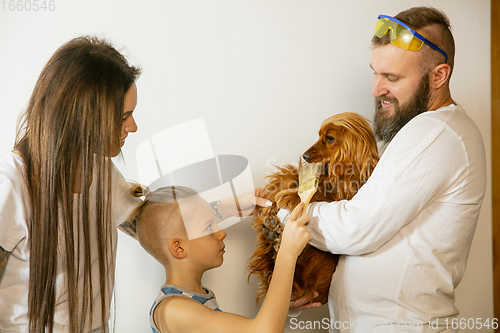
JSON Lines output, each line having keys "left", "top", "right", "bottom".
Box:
{"left": 289, "top": 6, "right": 487, "bottom": 332}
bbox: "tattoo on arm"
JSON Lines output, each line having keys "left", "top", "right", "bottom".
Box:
{"left": 210, "top": 201, "right": 223, "bottom": 219}
{"left": 119, "top": 218, "right": 138, "bottom": 238}
{"left": 0, "top": 246, "right": 11, "bottom": 281}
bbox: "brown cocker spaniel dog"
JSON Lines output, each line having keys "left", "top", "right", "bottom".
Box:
{"left": 248, "top": 112, "right": 379, "bottom": 305}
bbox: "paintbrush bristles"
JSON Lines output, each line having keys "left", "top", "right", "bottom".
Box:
{"left": 298, "top": 162, "right": 322, "bottom": 216}
{"left": 298, "top": 163, "right": 322, "bottom": 194}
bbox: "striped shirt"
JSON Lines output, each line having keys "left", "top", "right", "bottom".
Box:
{"left": 150, "top": 284, "right": 221, "bottom": 333}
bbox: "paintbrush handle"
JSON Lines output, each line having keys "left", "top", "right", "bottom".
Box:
{"left": 298, "top": 187, "right": 317, "bottom": 217}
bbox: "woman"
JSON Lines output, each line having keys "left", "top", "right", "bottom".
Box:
{"left": 0, "top": 36, "right": 141, "bottom": 332}
{"left": 0, "top": 36, "right": 269, "bottom": 333}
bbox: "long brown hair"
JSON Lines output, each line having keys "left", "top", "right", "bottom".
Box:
{"left": 14, "top": 36, "right": 140, "bottom": 332}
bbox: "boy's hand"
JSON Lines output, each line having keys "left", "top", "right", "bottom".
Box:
{"left": 279, "top": 203, "right": 311, "bottom": 258}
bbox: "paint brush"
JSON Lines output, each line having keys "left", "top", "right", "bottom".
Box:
{"left": 298, "top": 162, "right": 322, "bottom": 216}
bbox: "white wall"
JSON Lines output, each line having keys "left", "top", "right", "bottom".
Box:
{"left": 0, "top": 1, "right": 492, "bottom": 332}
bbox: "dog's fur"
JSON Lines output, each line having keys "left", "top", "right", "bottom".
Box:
{"left": 247, "top": 112, "right": 379, "bottom": 305}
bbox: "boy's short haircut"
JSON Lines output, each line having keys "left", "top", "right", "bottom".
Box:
{"left": 135, "top": 186, "right": 199, "bottom": 265}
{"left": 146, "top": 186, "right": 199, "bottom": 204}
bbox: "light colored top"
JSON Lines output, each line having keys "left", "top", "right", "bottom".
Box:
{"left": 0, "top": 151, "right": 140, "bottom": 332}
{"left": 300, "top": 105, "right": 486, "bottom": 332}
{"left": 150, "top": 284, "right": 221, "bottom": 333}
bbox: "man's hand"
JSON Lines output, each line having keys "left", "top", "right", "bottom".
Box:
{"left": 289, "top": 292, "right": 322, "bottom": 311}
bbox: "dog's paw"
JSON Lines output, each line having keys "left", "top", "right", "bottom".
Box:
{"left": 262, "top": 214, "right": 279, "bottom": 239}
{"left": 256, "top": 210, "right": 283, "bottom": 254}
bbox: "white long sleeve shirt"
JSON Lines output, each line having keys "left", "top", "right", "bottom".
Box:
{"left": 306, "top": 105, "right": 486, "bottom": 332}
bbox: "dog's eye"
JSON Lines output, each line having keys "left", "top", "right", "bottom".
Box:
{"left": 325, "top": 135, "right": 335, "bottom": 143}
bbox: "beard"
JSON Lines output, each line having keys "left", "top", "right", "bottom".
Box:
{"left": 374, "top": 73, "right": 430, "bottom": 143}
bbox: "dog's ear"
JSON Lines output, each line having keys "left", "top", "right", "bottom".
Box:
{"left": 324, "top": 113, "right": 379, "bottom": 200}
{"left": 248, "top": 205, "right": 284, "bottom": 304}
{"left": 350, "top": 117, "right": 379, "bottom": 185}
{"left": 248, "top": 163, "right": 302, "bottom": 304}
{"left": 264, "top": 164, "right": 299, "bottom": 202}
{"left": 275, "top": 188, "right": 300, "bottom": 211}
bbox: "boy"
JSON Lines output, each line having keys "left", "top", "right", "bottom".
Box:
{"left": 135, "top": 186, "right": 311, "bottom": 333}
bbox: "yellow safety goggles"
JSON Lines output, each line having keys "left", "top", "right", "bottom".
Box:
{"left": 375, "top": 15, "right": 448, "bottom": 64}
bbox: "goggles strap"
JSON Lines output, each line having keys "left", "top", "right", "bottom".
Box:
{"left": 376, "top": 15, "right": 448, "bottom": 64}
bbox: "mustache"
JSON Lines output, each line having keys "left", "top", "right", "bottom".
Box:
{"left": 375, "top": 95, "right": 399, "bottom": 113}
{"left": 375, "top": 95, "right": 398, "bottom": 105}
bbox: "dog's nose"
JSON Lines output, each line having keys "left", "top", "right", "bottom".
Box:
{"left": 302, "top": 152, "right": 311, "bottom": 163}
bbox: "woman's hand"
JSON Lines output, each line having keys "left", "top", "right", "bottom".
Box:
{"left": 211, "top": 188, "right": 272, "bottom": 221}
{"left": 237, "top": 188, "right": 272, "bottom": 216}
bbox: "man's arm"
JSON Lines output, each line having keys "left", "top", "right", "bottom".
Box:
{"left": 0, "top": 246, "right": 11, "bottom": 281}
